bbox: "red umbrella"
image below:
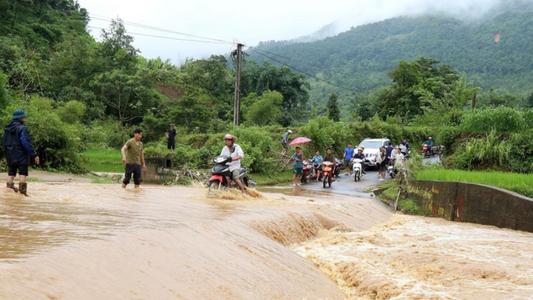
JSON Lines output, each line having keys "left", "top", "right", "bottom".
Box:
{"left": 290, "top": 137, "right": 312, "bottom": 146}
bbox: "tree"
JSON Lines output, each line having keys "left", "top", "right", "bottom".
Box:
{"left": 163, "top": 94, "right": 216, "bottom": 133}
{"left": 98, "top": 18, "right": 138, "bottom": 71}
{"left": 526, "top": 91, "right": 533, "bottom": 108}
{"left": 378, "top": 58, "right": 461, "bottom": 120}
{"left": 0, "top": 71, "right": 8, "bottom": 109}
{"left": 245, "top": 90, "right": 283, "bottom": 126}
{"left": 57, "top": 100, "right": 86, "bottom": 124}
{"left": 242, "top": 61, "right": 309, "bottom": 122}
{"left": 326, "top": 93, "right": 340, "bottom": 122}
{"left": 91, "top": 69, "right": 153, "bottom": 138}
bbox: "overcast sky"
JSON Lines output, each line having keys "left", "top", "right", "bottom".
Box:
{"left": 78, "top": 0, "right": 506, "bottom": 64}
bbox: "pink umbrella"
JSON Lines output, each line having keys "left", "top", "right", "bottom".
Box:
{"left": 290, "top": 137, "right": 312, "bottom": 146}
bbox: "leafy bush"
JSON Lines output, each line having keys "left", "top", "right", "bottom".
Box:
{"left": 449, "top": 130, "right": 511, "bottom": 170}
{"left": 0, "top": 96, "right": 84, "bottom": 172}
{"left": 461, "top": 107, "right": 531, "bottom": 133}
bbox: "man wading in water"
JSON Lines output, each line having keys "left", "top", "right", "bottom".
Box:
{"left": 121, "top": 129, "right": 147, "bottom": 188}
{"left": 3, "top": 109, "right": 39, "bottom": 196}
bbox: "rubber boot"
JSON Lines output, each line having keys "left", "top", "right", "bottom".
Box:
{"left": 6, "top": 182, "right": 19, "bottom": 192}
{"left": 19, "top": 183, "right": 28, "bottom": 196}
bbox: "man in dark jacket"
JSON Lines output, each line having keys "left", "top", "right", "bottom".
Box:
{"left": 3, "top": 109, "right": 39, "bottom": 196}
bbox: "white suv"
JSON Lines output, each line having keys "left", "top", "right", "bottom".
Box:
{"left": 357, "top": 138, "right": 391, "bottom": 167}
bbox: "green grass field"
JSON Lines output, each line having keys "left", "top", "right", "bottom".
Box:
{"left": 249, "top": 171, "right": 294, "bottom": 186}
{"left": 415, "top": 169, "right": 533, "bottom": 198}
{"left": 79, "top": 149, "right": 124, "bottom": 173}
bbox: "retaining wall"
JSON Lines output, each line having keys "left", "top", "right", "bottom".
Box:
{"left": 408, "top": 180, "right": 533, "bottom": 232}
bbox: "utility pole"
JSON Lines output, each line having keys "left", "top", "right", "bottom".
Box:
{"left": 233, "top": 43, "right": 243, "bottom": 126}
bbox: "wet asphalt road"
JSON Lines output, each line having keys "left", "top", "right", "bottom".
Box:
{"left": 259, "top": 155, "right": 441, "bottom": 199}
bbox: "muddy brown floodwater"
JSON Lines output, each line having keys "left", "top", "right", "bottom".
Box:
{"left": 1, "top": 182, "right": 533, "bottom": 300}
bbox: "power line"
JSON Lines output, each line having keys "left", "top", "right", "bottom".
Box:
{"left": 87, "top": 26, "right": 233, "bottom": 45}
{"left": 88, "top": 13, "right": 235, "bottom": 45}
{"left": 249, "top": 46, "right": 325, "bottom": 71}
{"left": 250, "top": 46, "right": 364, "bottom": 88}
{"left": 250, "top": 48, "right": 358, "bottom": 93}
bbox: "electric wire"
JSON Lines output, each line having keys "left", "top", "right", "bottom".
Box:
{"left": 88, "top": 13, "right": 235, "bottom": 44}
{"left": 87, "top": 26, "right": 232, "bottom": 44}
{"left": 250, "top": 48, "right": 358, "bottom": 92}
{"left": 248, "top": 46, "right": 325, "bottom": 71}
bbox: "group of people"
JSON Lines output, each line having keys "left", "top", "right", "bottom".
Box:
{"left": 291, "top": 147, "right": 337, "bottom": 186}
{"left": 374, "top": 142, "right": 408, "bottom": 181}
{"left": 290, "top": 137, "right": 414, "bottom": 185}
{"left": 2, "top": 113, "right": 424, "bottom": 195}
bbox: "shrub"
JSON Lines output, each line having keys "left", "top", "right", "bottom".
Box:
{"left": 0, "top": 97, "right": 84, "bottom": 172}
{"left": 461, "top": 107, "right": 531, "bottom": 133}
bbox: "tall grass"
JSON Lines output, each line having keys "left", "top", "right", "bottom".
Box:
{"left": 79, "top": 149, "right": 124, "bottom": 173}
{"left": 415, "top": 169, "right": 533, "bottom": 198}
{"left": 461, "top": 107, "right": 532, "bottom": 133}
{"left": 463, "top": 130, "right": 511, "bottom": 165}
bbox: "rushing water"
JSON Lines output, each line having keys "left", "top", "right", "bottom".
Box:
{"left": 1, "top": 182, "right": 532, "bottom": 299}
{"left": 293, "top": 215, "right": 533, "bottom": 300}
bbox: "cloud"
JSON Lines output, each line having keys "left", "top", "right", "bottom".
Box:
{"left": 77, "top": 0, "right": 513, "bottom": 64}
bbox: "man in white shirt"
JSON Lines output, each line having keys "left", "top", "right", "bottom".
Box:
{"left": 395, "top": 148, "right": 405, "bottom": 168}
{"left": 220, "top": 134, "right": 246, "bottom": 194}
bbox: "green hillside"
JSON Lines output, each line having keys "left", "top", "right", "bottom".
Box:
{"left": 252, "top": 9, "right": 533, "bottom": 108}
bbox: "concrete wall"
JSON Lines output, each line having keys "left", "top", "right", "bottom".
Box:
{"left": 408, "top": 180, "right": 533, "bottom": 233}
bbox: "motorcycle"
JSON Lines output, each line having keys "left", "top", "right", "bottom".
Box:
{"left": 207, "top": 155, "right": 249, "bottom": 191}
{"left": 322, "top": 161, "right": 334, "bottom": 188}
{"left": 387, "top": 161, "right": 397, "bottom": 179}
{"left": 334, "top": 158, "right": 343, "bottom": 178}
{"left": 311, "top": 162, "right": 322, "bottom": 181}
{"left": 422, "top": 143, "right": 431, "bottom": 158}
{"left": 352, "top": 158, "right": 363, "bottom": 182}
{"left": 300, "top": 159, "right": 313, "bottom": 184}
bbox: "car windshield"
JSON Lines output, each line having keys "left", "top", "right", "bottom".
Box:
{"left": 359, "top": 141, "right": 383, "bottom": 149}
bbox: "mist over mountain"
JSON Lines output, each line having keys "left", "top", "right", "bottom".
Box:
{"left": 262, "top": 0, "right": 533, "bottom": 45}
{"left": 251, "top": 0, "right": 533, "bottom": 109}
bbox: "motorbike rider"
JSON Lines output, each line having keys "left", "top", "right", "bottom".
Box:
{"left": 423, "top": 137, "right": 434, "bottom": 148}
{"left": 399, "top": 142, "right": 407, "bottom": 155}
{"left": 312, "top": 150, "right": 323, "bottom": 181}
{"left": 324, "top": 148, "right": 337, "bottom": 176}
{"left": 220, "top": 134, "right": 246, "bottom": 194}
{"left": 353, "top": 148, "right": 366, "bottom": 175}
{"left": 403, "top": 140, "right": 410, "bottom": 151}
{"left": 312, "top": 150, "right": 323, "bottom": 165}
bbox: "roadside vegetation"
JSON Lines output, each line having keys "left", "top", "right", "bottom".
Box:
{"left": 415, "top": 169, "right": 533, "bottom": 198}
{"left": 0, "top": 1, "right": 532, "bottom": 190}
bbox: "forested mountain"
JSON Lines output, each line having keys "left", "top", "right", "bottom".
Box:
{"left": 252, "top": 6, "right": 533, "bottom": 108}
{"left": 0, "top": 0, "right": 309, "bottom": 146}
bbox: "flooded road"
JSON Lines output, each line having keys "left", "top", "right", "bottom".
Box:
{"left": 1, "top": 175, "right": 533, "bottom": 299}
{"left": 0, "top": 182, "right": 389, "bottom": 299}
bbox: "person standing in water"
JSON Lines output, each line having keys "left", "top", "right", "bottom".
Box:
{"left": 3, "top": 109, "right": 39, "bottom": 196}
{"left": 121, "top": 129, "right": 147, "bottom": 189}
